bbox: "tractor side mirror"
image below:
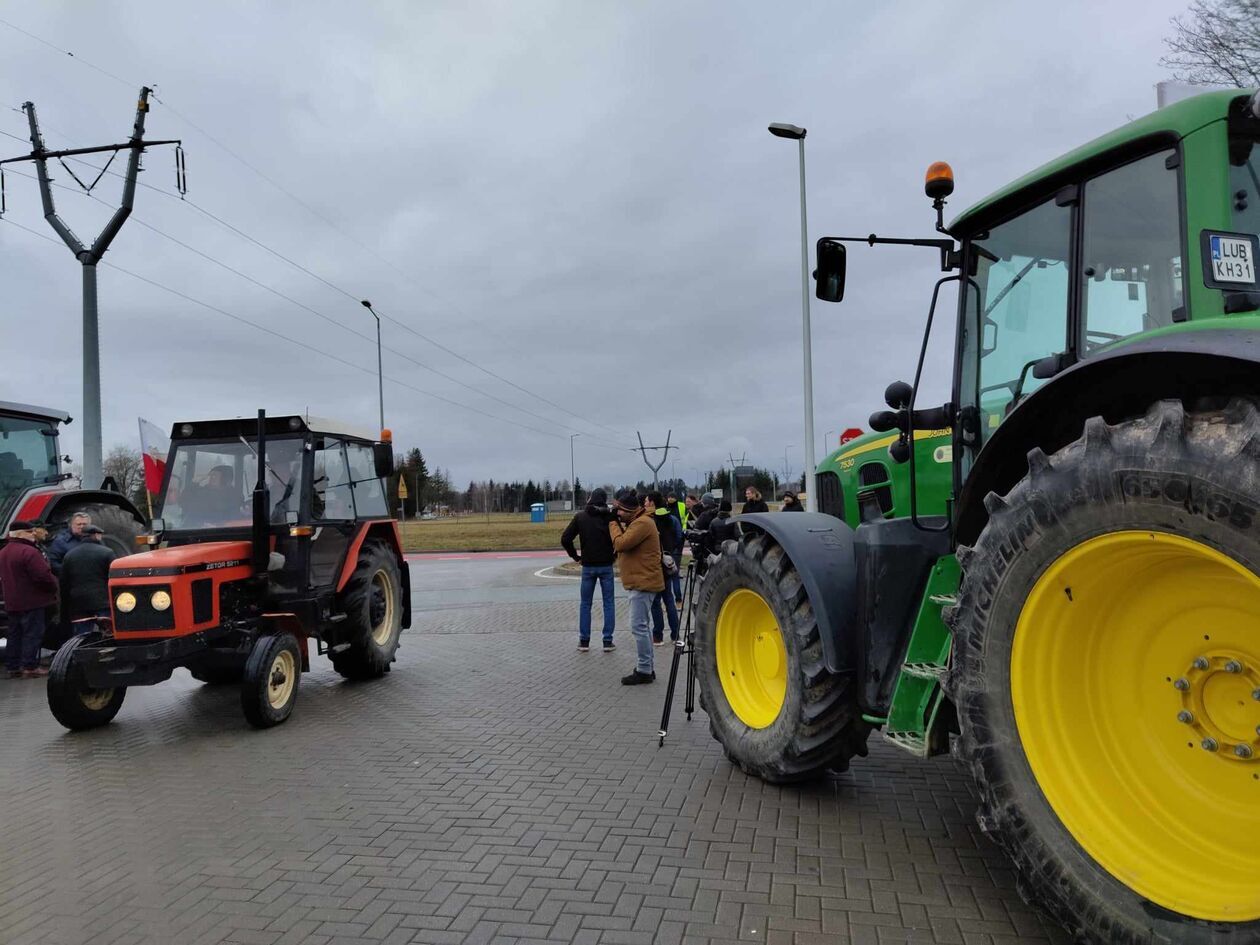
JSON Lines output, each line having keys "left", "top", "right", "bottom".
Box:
{"left": 814, "top": 239, "right": 847, "bottom": 302}
{"left": 981, "top": 321, "right": 998, "bottom": 356}
{"left": 373, "top": 442, "right": 395, "bottom": 478}
{"left": 150, "top": 518, "right": 166, "bottom": 534}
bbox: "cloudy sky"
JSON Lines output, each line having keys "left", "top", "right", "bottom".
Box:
{"left": 1, "top": 1, "right": 1193, "bottom": 491}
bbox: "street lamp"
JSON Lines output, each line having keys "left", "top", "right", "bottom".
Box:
{"left": 570, "top": 434, "right": 580, "bottom": 511}
{"left": 768, "top": 122, "right": 817, "bottom": 511}
{"left": 783, "top": 445, "right": 795, "bottom": 492}
{"left": 825, "top": 429, "right": 836, "bottom": 454}
{"left": 360, "top": 300, "right": 384, "bottom": 431}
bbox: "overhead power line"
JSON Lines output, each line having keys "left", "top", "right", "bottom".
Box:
{"left": 2, "top": 130, "right": 628, "bottom": 451}
{"left": 0, "top": 16, "right": 627, "bottom": 440}
{"left": 2, "top": 216, "right": 627, "bottom": 453}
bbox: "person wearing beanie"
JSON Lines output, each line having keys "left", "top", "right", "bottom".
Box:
{"left": 608, "top": 488, "right": 663, "bottom": 684}
{"left": 0, "top": 520, "right": 59, "bottom": 678}
{"left": 780, "top": 491, "right": 804, "bottom": 511}
{"left": 560, "top": 486, "right": 617, "bottom": 652}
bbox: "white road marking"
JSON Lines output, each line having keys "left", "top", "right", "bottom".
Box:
{"left": 535, "top": 565, "right": 580, "bottom": 580}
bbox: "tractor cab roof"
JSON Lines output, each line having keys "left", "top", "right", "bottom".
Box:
{"left": 0, "top": 400, "right": 71, "bottom": 425}
{"left": 950, "top": 89, "right": 1250, "bottom": 236}
{"left": 170, "top": 413, "right": 379, "bottom": 443}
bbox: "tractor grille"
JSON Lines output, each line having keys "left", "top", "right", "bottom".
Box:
{"left": 815, "top": 471, "right": 844, "bottom": 519}
{"left": 113, "top": 585, "right": 176, "bottom": 632}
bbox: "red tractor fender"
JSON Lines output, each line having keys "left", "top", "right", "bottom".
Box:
{"left": 335, "top": 520, "right": 411, "bottom": 628}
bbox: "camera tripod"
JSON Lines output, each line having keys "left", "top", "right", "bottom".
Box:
{"left": 658, "top": 559, "right": 699, "bottom": 747}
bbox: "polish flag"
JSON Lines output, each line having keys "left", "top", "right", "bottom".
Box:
{"left": 138, "top": 418, "right": 170, "bottom": 494}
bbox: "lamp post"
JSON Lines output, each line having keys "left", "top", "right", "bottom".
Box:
{"left": 783, "top": 445, "right": 795, "bottom": 492}
{"left": 825, "top": 429, "right": 836, "bottom": 455}
{"left": 768, "top": 122, "right": 817, "bottom": 511}
{"left": 570, "top": 433, "right": 580, "bottom": 511}
{"left": 360, "top": 300, "right": 384, "bottom": 431}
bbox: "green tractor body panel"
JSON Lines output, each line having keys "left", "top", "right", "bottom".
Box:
{"left": 814, "top": 429, "right": 952, "bottom": 526}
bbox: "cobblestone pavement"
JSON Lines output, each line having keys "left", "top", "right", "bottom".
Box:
{"left": 0, "top": 567, "right": 1070, "bottom": 945}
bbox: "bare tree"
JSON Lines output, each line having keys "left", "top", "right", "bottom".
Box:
{"left": 103, "top": 445, "right": 144, "bottom": 498}
{"left": 1162, "top": 0, "right": 1260, "bottom": 87}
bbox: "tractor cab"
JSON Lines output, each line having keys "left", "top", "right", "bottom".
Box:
{"left": 48, "top": 411, "right": 411, "bottom": 732}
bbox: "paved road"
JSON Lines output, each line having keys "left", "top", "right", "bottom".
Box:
{"left": 0, "top": 553, "right": 1068, "bottom": 945}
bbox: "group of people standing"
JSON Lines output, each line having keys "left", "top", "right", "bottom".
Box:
{"left": 0, "top": 512, "right": 116, "bottom": 678}
{"left": 560, "top": 483, "right": 806, "bottom": 686}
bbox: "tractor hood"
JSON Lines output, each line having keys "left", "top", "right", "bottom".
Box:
{"left": 112, "top": 541, "right": 254, "bottom": 576}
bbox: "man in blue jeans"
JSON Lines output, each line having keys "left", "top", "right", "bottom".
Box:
{"left": 560, "top": 488, "right": 617, "bottom": 652}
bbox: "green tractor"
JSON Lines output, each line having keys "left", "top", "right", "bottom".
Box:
{"left": 694, "top": 89, "right": 1260, "bottom": 943}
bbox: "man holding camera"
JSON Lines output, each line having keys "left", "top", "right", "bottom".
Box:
{"left": 608, "top": 489, "right": 663, "bottom": 685}
{"left": 560, "top": 487, "right": 617, "bottom": 652}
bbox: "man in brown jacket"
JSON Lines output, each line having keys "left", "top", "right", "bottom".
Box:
{"left": 608, "top": 489, "right": 663, "bottom": 685}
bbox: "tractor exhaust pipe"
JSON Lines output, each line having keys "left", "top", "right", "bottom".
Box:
{"left": 251, "top": 409, "right": 270, "bottom": 576}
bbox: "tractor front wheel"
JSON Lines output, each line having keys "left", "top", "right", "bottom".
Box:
{"left": 694, "top": 530, "right": 869, "bottom": 782}
{"left": 241, "top": 633, "right": 301, "bottom": 728}
{"left": 948, "top": 399, "right": 1260, "bottom": 944}
{"left": 330, "top": 540, "right": 403, "bottom": 681}
{"left": 47, "top": 635, "right": 126, "bottom": 731}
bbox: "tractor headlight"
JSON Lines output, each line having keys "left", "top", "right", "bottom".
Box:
{"left": 150, "top": 590, "right": 172, "bottom": 611}
{"left": 115, "top": 591, "right": 137, "bottom": 613}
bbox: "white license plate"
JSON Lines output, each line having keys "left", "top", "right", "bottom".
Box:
{"left": 1210, "top": 234, "right": 1255, "bottom": 283}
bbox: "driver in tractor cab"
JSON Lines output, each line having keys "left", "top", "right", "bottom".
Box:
{"left": 182, "top": 465, "right": 240, "bottom": 526}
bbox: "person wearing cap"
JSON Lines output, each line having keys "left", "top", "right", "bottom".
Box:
{"left": 608, "top": 489, "right": 664, "bottom": 685}
{"left": 59, "top": 525, "right": 117, "bottom": 635}
{"left": 560, "top": 487, "right": 617, "bottom": 652}
{"left": 0, "top": 520, "right": 59, "bottom": 678}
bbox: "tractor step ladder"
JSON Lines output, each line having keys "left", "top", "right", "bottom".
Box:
{"left": 881, "top": 556, "right": 959, "bottom": 758}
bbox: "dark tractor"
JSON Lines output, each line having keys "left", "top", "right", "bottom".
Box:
{"left": 1, "top": 399, "right": 147, "bottom": 654}
{"left": 47, "top": 411, "right": 411, "bottom": 730}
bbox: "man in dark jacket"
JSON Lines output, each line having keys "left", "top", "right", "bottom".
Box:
{"left": 646, "top": 492, "right": 681, "bottom": 644}
{"left": 60, "top": 525, "right": 116, "bottom": 635}
{"left": 560, "top": 487, "right": 617, "bottom": 652}
{"left": 781, "top": 491, "right": 804, "bottom": 511}
{"left": 0, "top": 520, "right": 59, "bottom": 678}
{"left": 47, "top": 511, "right": 91, "bottom": 575}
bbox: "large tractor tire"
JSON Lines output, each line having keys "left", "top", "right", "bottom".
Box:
{"left": 947, "top": 399, "right": 1260, "bottom": 944}
{"left": 694, "top": 530, "right": 869, "bottom": 782}
{"left": 329, "top": 540, "right": 403, "bottom": 681}
{"left": 47, "top": 635, "right": 126, "bottom": 731}
{"left": 241, "top": 632, "right": 301, "bottom": 728}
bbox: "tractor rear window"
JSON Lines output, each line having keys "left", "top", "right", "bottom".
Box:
{"left": 0, "top": 416, "right": 58, "bottom": 521}
{"left": 159, "top": 437, "right": 305, "bottom": 529}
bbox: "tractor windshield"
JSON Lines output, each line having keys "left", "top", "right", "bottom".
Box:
{"left": 0, "top": 415, "right": 60, "bottom": 523}
{"left": 157, "top": 436, "right": 305, "bottom": 530}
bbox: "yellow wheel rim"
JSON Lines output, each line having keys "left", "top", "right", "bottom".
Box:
{"left": 267, "top": 649, "right": 296, "bottom": 710}
{"left": 715, "top": 588, "right": 788, "bottom": 729}
{"left": 80, "top": 688, "right": 114, "bottom": 711}
{"left": 369, "top": 569, "right": 397, "bottom": 646}
{"left": 1013, "top": 531, "right": 1260, "bottom": 922}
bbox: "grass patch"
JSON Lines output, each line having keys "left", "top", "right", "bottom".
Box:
{"left": 399, "top": 513, "right": 565, "bottom": 552}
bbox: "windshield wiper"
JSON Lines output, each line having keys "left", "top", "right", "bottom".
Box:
{"left": 237, "top": 436, "right": 287, "bottom": 488}
{"left": 983, "top": 256, "right": 1052, "bottom": 318}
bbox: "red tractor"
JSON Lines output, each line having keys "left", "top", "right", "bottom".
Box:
{"left": 1, "top": 400, "right": 147, "bottom": 654}
{"left": 46, "top": 410, "right": 411, "bottom": 729}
